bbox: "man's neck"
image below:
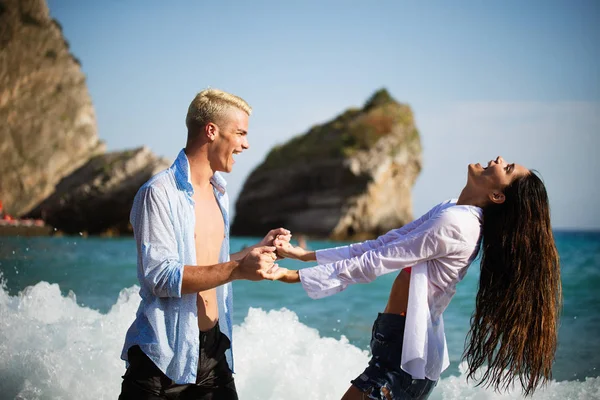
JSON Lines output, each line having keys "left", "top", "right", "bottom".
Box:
{"left": 185, "top": 147, "right": 214, "bottom": 192}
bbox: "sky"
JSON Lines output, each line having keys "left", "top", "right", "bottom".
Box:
{"left": 47, "top": 0, "right": 600, "bottom": 230}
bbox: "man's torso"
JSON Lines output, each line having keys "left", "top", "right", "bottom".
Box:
{"left": 193, "top": 186, "right": 225, "bottom": 332}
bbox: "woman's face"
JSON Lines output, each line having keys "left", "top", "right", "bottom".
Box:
{"left": 468, "top": 156, "right": 529, "bottom": 204}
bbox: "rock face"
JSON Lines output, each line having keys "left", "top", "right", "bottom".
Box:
{"left": 26, "top": 147, "right": 171, "bottom": 235}
{"left": 0, "top": 0, "right": 171, "bottom": 235}
{"left": 0, "top": 0, "right": 104, "bottom": 216}
{"left": 231, "top": 89, "right": 422, "bottom": 240}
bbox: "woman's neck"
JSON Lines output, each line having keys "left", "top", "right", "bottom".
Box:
{"left": 457, "top": 186, "right": 486, "bottom": 208}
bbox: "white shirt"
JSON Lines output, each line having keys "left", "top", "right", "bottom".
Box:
{"left": 299, "top": 199, "right": 483, "bottom": 380}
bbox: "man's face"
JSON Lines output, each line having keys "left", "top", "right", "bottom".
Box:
{"left": 209, "top": 107, "right": 249, "bottom": 173}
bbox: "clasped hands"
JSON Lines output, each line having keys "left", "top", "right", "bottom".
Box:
{"left": 238, "top": 227, "right": 307, "bottom": 283}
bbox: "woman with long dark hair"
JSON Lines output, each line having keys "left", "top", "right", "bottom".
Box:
{"left": 267, "top": 156, "right": 562, "bottom": 399}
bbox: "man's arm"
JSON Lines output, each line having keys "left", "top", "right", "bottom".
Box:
{"left": 181, "top": 246, "right": 278, "bottom": 294}
{"left": 182, "top": 261, "right": 239, "bottom": 293}
{"left": 133, "top": 186, "right": 277, "bottom": 297}
{"left": 132, "top": 186, "right": 184, "bottom": 298}
{"left": 230, "top": 249, "right": 250, "bottom": 262}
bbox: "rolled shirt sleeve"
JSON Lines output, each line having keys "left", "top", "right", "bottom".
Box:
{"left": 314, "top": 207, "right": 436, "bottom": 265}
{"left": 301, "top": 213, "right": 464, "bottom": 299}
{"left": 132, "top": 186, "right": 183, "bottom": 298}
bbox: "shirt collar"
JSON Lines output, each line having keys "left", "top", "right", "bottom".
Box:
{"left": 172, "top": 149, "right": 194, "bottom": 197}
{"left": 210, "top": 172, "right": 227, "bottom": 195}
{"left": 469, "top": 206, "right": 483, "bottom": 223}
{"left": 172, "top": 149, "right": 228, "bottom": 196}
{"left": 449, "top": 198, "right": 483, "bottom": 223}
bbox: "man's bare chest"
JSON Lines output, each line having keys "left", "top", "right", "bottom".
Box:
{"left": 193, "top": 194, "right": 225, "bottom": 261}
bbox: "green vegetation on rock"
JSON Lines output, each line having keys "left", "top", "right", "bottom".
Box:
{"left": 262, "top": 89, "right": 417, "bottom": 169}
{"left": 364, "top": 88, "right": 396, "bottom": 111}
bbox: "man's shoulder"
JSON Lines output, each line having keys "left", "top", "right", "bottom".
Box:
{"left": 136, "top": 168, "right": 176, "bottom": 198}
{"left": 148, "top": 167, "right": 176, "bottom": 188}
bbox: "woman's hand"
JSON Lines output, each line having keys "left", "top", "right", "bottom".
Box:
{"left": 259, "top": 264, "right": 300, "bottom": 283}
{"left": 274, "top": 237, "right": 310, "bottom": 260}
{"left": 258, "top": 228, "right": 291, "bottom": 247}
{"left": 230, "top": 228, "right": 292, "bottom": 262}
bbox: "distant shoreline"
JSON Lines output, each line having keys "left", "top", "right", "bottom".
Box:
{"left": 0, "top": 224, "right": 52, "bottom": 237}
{"left": 0, "top": 229, "right": 598, "bottom": 239}
{"left": 553, "top": 228, "right": 600, "bottom": 234}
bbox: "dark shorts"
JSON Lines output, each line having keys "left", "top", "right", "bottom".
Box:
{"left": 351, "top": 313, "right": 437, "bottom": 400}
{"left": 119, "top": 323, "right": 238, "bottom": 400}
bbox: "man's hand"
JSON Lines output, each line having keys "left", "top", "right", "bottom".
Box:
{"left": 234, "top": 246, "right": 277, "bottom": 281}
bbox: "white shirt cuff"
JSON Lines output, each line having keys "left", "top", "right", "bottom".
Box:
{"left": 299, "top": 264, "right": 346, "bottom": 299}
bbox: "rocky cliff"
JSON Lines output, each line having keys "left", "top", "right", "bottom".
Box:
{"left": 0, "top": 0, "right": 104, "bottom": 217}
{"left": 0, "top": 0, "right": 172, "bottom": 235}
{"left": 26, "top": 147, "right": 170, "bottom": 235}
{"left": 231, "top": 89, "right": 422, "bottom": 240}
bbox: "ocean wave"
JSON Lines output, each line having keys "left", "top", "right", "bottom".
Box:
{"left": 0, "top": 282, "right": 598, "bottom": 399}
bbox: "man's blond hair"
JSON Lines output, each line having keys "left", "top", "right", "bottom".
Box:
{"left": 185, "top": 89, "right": 252, "bottom": 131}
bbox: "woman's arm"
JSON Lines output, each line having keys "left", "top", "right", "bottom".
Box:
{"left": 264, "top": 266, "right": 300, "bottom": 283}
{"left": 270, "top": 207, "right": 438, "bottom": 265}
{"left": 273, "top": 228, "right": 417, "bottom": 265}
{"left": 274, "top": 240, "right": 315, "bottom": 261}
{"left": 315, "top": 206, "right": 439, "bottom": 264}
{"left": 267, "top": 228, "right": 443, "bottom": 293}
{"left": 299, "top": 214, "right": 466, "bottom": 299}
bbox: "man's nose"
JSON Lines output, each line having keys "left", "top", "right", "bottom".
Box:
{"left": 496, "top": 156, "right": 504, "bottom": 164}
{"left": 242, "top": 137, "right": 250, "bottom": 150}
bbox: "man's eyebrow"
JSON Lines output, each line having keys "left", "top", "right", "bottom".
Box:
{"left": 237, "top": 129, "right": 247, "bottom": 134}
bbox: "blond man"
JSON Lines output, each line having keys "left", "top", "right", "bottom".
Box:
{"left": 119, "top": 89, "right": 290, "bottom": 399}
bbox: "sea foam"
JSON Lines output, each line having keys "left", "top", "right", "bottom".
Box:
{"left": 0, "top": 282, "right": 598, "bottom": 400}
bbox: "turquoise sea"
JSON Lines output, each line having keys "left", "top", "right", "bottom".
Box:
{"left": 0, "top": 232, "right": 599, "bottom": 399}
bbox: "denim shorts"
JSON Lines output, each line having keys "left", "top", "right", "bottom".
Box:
{"left": 351, "top": 313, "right": 437, "bottom": 400}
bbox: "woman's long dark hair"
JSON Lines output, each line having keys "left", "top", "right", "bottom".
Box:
{"left": 464, "top": 172, "right": 562, "bottom": 396}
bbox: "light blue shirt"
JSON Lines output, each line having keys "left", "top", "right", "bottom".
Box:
{"left": 121, "top": 149, "right": 234, "bottom": 384}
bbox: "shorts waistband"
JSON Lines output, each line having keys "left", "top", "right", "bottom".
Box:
{"left": 199, "top": 321, "right": 221, "bottom": 345}
{"left": 376, "top": 312, "right": 407, "bottom": 327}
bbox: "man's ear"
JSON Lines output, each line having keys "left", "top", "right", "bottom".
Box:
{"left": 488, "top": 191, "right": 506, "bottom": 205}
{"left": 205, "top": 122, "right": 217, "bottom": 141}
